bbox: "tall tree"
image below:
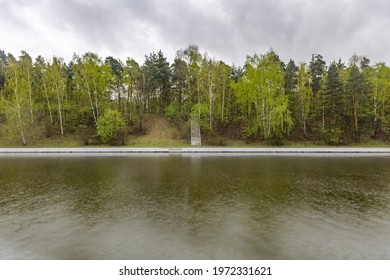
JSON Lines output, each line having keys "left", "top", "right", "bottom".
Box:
{"left": 324, "top": 62, "right": 344, "bottom": 129}
{"left": 284, "top": 59, "right": 299, "bottom": 95}
{"left": 123, "top": 58, "right": 142, "bottom": 128}
{"left": 1, "top": 55, "right": 29, "bottom": 144}
{"left": 346, "top": 59, "right": 371, "bottom": 142}
{"left": 284, "top": 59, "right": 299, "bottom": 128}
{"left": 177, "top": 45, "right": 201, "bottom": 118}
{"left": 19, "top": 51, "right": 34, "bottom": 124}
{"left": 296, "top": 63, "right": 312, "bottom": 136}
{"left": 48, "top": 57, "right": 67, "bottom": 135}
{"left": 0, "top": 49, "right": 6, "bottom": 91}
{"left": 232, "top": 51, "right": 292, "bottom": 140}
{"left": 143, "top": 50, "right": 171, "bottom": 115}
{"left": 368, "top": 63, "right": 390, "bottom": 138}
{"left": 105, "top": 56, "right": 124, "bottom": 112}
{"left": 215, "top": 61, "right": 231, "bottom": 123}
{"left": 309, "top": 54, "right": 326, "bottom": 129}
{"left": 171, "top": 57, "right": 187, "bottom": 119}
{"left": 34, "top": 56, "right": 53, "bottom": 124}
{"left": 199, "top": 55, "right": 217, "bottom": 131}
{"left": 309, "top": 54, "right": 326, "bottom": 95}
{"left": 72, "top": 53, "right": 112, "bottom": 126}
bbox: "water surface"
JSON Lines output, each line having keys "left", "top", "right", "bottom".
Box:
{"left": 1, "top": 155, "right": 389, "bottom": 259}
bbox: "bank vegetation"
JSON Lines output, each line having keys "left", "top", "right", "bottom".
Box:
{"left": 0, "top": 46, "right": 389, "bottom": 147}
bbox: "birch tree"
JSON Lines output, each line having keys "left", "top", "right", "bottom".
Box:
{"left": 1, "top": 55, "right": 29, "bottom": 144}
{"left": 199, "top": 55, "right": 217, "bottom": 131}
{"left": 232, "top": 51, "right": 292, "bottom": 140}
{"left": 48, "top": 57, "right": 67, "bottom": 135}
{"left": 297, "top": 63, "right": 312, "bottom": 136}
{"left": 19, "top": 51, "right": 34, "bottom": 124}
{"left": 72, "top": 53, "right": 111, "bottom": 126}
{"left": 369, "top": 63, "right": 390, "bottom": 138}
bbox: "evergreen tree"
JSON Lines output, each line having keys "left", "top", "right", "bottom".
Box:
{"left": 324, "top": 62, "right": 344, "bottom": 128}
{"left": 0, "top": 49, "right": 7, "bottom": 91}
{"left": 105, "top": 56, "right": 125, "bottom": 112}
{"left": 170, "top": 57, "right": 187, "bottom": 119}
{"left": 346, "top": 62, "right": 371, "bottom": 142}
{"left": 322, "top": 62, "right": 344, "bottom": 144}
{"left": 143, "top": 50, "right": 172, "bottom": 115}
{"left": 284, "top": 59, "right": 299, "bottom": 124}
{"left": 309, "top": 54, "right": 326, "bottom": 95}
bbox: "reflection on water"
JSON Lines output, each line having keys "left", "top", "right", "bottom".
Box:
{"left": 0, "top": 155, "right": 390, "bottom": 259}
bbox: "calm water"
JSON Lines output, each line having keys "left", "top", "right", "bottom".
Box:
{"left": 0, "top": 154, "right": 390, "bottom": 259}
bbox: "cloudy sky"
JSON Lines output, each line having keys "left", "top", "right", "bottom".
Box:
{"left": 0, "top": 0, "right": 389, "bottom": 65}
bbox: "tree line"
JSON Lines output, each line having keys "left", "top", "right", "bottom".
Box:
{"left": 0, "top": 46, "right": 389, "bottom": 145}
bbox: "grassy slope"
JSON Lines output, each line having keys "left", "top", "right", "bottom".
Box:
{"left": 0, "top": 116, "right": 389, "bottom": 148}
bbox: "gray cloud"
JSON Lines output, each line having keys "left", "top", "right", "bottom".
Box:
{"left": 1, "top": 0, "right": 389, "bottom": 65}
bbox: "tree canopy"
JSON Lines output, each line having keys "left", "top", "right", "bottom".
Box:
{"left": 1, "top": 47, "right": 390, "bottom": 146}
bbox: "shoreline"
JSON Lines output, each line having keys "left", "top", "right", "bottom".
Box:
{"left": 0, "top": 147, "right": 390, "bottom": 154}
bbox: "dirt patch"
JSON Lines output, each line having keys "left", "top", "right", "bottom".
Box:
{"left": 143, "top": 115, "right": 177, "bottom": 139}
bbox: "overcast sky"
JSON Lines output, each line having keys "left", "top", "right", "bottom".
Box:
{"left": 1, "top": 0, "right": 389, "bottom": 65}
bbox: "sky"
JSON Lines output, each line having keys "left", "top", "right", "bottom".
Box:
{"left": 0, "top": 0, "right": 389, "bottom": 66}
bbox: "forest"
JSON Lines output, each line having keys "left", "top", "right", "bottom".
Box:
{"left": 0, "top": 46, "right": 389, "bottom": 146}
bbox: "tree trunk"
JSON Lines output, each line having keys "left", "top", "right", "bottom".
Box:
{"left": 372, "top": 83, "right": 378, "bottom": 138}
{"left": 302, "top": 105, "right": 307, "bottom": 137}
{"left": 13, "top": 77, "right": 26, "bottom": 145}
{"left": 83, "top": 70, "right": 97, "bottom": 125}
{"left": 55, "top": 83, "right": 64, "bottom": 135}
{"left": 57, "top": 92, "right": 64, "bottom": 135}
{"left": 208, "top": 73, "right": 213, "bottom": 131}
{"left": 41, "top": 75, "right": 53, "bottom": 124}
{"left": 221, "top": 80, "right": 225, "bottom": 121}
{"left": 51, "top": 71, "right": 64, "bottom": 135}
{"left": 93, "top": 79, "right": 99, "bottom": 120}
{"left": 353, "top": 94, "right": 359, "bottom": 143}
{"left": 27, "top": 68, "right": 34, "bottom": 124}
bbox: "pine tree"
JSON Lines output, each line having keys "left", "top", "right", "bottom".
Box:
{"left": 322, "top": 62, "right": 344, "bottom": 144}
{"left": 346, "top": 62, "right": 371, "bottom": 142}
{"left": 284, "top": 59, "right": 299, "bottom": 126}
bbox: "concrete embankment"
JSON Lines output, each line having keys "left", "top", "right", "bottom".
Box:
{"left": 0, "top": 147, "right": 390, "bottom": 154}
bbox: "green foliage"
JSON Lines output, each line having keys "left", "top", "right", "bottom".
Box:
{"left": 164, "top": 102, "right": 180, "bottom": 121}
{"left": 1, "top": 54, "right": 30, "bottom": 144}
{"left": 143, "top": 50, "right": 172, "bottom": 114}
{"left": 295, "top": 63, "right": 312, "bottom": 136}
{"left": 97, "top": 109, "right": 127, "bottom": 145}
{"left": 1, "top": 48, "right": 390, "bottom": 146}
{"left": 232, "top": 51, "right": 293, "bottom": 140}
{"left": 368, "top": 63, "right": 390, "bottom": 138}
{"left": 346, "top": 62, "right": 371, "bottom": 142}
{"left": 72, "top": 52, "right": 112, "bottom": 125}
{"left": 309, "top": 54, "right": 326, "bottom": 95}
{"left": 0, "top": 49, "right": 6, "bottom": 90}
{"left": 284, "top": 59, "right": 299, "bottom": 97}
{"left": 323, "top": 62, "right": 344, "bottom": 130}
{"left": 322, "top": 127, "right": 342, "bottom": 146}
{"left": 191, "top": 103, "right": 211, "bottom": 132}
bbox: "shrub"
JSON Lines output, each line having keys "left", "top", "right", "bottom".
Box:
{"left": 322, "top": 127, "right": 342, "bottom": 146}
{"left": 97, "top": 109, "right": 127, "bottom": 145}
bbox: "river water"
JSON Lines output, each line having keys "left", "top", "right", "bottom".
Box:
{"left": 0, "top": 154, "right": 389, "bottom": 259}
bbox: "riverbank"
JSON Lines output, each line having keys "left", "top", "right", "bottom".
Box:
{"left": 1, "top": 147, "right": 390, "bottom": 154}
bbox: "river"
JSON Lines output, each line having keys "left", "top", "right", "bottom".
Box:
{"left": 1, "top": 154, "right": 389, "bottom": 259}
